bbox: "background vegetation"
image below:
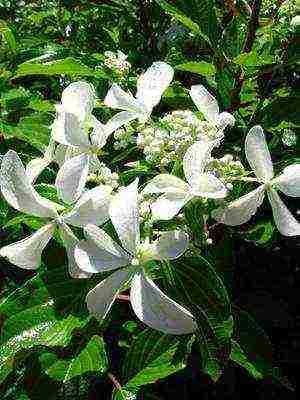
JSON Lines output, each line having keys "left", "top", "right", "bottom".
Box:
{"left": 0, "top": 1, "right": 299, "bottom": 399}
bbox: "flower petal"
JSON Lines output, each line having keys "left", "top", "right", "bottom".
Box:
{"left": 142, "top": 174, "right": 189, "bottom": 195}
{"left": 74, "top": 224, "right": 130, "bottom": 274}
{"left": 190, "top": 85, "right": 219, "bottom": 124}
{"left": 51, "top": 111, "right": 90, "bottom": 148}
{"left": 130, "top": 272, "right": 197, "bottom": 335}
{"left": 245, "top": 125, "right": 274, "bottom": 183}
{"left": 183, "top": 140, "right": 216, "bottom": 187}
{"left": 109, "top": 179, "right": 140, "bottom": 255}
{"left": 213, "top": 185, "right": 265, "bottom": 226}
{"left": 0, "top": 150, "right": 61, "bottom": 218}
{"left": 136, "top": 62, "right": 174, "bottom": 112}
{"left": 86, "top": 268, "right": 132, "bottom": 320}
{"left": 55, "top": 153, "right": 89, "bottom": 204}
{"left": 267, "top": 189, "right": 300, "bottom": 236}
{"left": 151, "top": 192, "right": 192, "bottom": 220}
{"left": 150, "top": 230, "right": 189, "bottom": 260}
{"left": 105, "top": 111, "right": 141, "bottom": 136}
{"left": 59, "top": 223, "right": 91, "bottom": 279}
{"left": 61, "top": 81, "right": 95, "bottom": 122}
{"left": 0, "top": 223, "right": 55, "bottom": 269}
{"left": 63, "top": 185, "right": 112, "bottom": 227}
{"left": 104, "top": 83, "right": 142, "bottom": 113}
{"left": 272, "top": 164, "right": 300, "bottom": 197}
{"left": 26, "top": 139, "right": 56, "bottom": 183}
{"left": 89, "top": 116, "right": 109, "bottom": 148}
{"left": 216, "top": 112, "right": 235, "bottom": 130}
{"left": 190, "top": 173, "right": 227, "bottom": 199}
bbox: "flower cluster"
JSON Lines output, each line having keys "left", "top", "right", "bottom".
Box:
{"left": 1, "top": 60, "right": 299, "bottom": 337}
{"left": 103, "top": 50, "right": 131, "bottom": 75}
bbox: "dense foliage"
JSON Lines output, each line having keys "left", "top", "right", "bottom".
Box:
{"left": 0, "top": 1, "right": 299, "bottom": 399}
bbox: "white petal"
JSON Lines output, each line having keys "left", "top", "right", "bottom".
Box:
{"left": 150, "top": 230, "right": 189, "bottom": 260}
{"left": 51, "top": 111, "right": 90, "bottom": 148}
{"left": 0, "top": 223, "right": 55, "bottom": 269}
{"left": 216, "top": 112, "right": 235, "bottom": 130}
{"left": 136, "top": 62, "right": 174, "bottom": 112}
{"left": 142, "top": 174, "right": 189, "bottom": 195}
{"left": 89, "top": 116, "right": 108, "bottom": 148}
{"left": 183, "top": 140, "right": 216, "bottom": 187}
{"left": 61, "top": 81, "right": 95, "bottom": 122}
{"left": 272, "top": 164, "right": 300, "bottom": 197}
{"left": 104, "top": 111, "right": 141, "bottom": 136}
{"left": 151, "top": 192, "right": 192, "bottom": 220}
{"left": 63, "top": 185, "right": 112, "bottom": 227}
{"left": 109, "top": 179, "right": 140, "bottom": 255}
{"left": 190, "top": 173, "right": 227, "bottom": 199}
{"left": 55, "top": 153, "right": 89, "bottom": 204}
{"left": 104, "top": 83, "right": 142, "bottom": 113}
{"left": 86, "top": 268, "right": 132, "bottom": 320}
{"left": 130, "top": 272, "right": 197, "bottom": 335}
{"left": 74, "top": 224, "right": 130, "bottom": 274}
{"left": 59, "top": 223, "right": 91, "bottom": 279}
{"left": 267, "top": 189, "right": 300, "bottom": 236}
{"left": 245, "top": 125, "right": 274, "bottom": 183}
{"left": 0, "top": 150, "right": 61, "bottom": 218}
{"left": 26, "top": 139, "right": 56, "bottom": 183}
{"left": 213, "top": 186, "right": 266, "bottom": 226}
{"left": 190, "top": 85, "right": 219, "bottom": 124}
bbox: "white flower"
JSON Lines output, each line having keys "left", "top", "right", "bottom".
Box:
{"left": 142, "top": 141, "right": 227, "bottom": 220}
{"left": 50, "top": 81, "right": 134, "bottom": 195}
{"left": 214, "top": 126, "right": 300, "bottom": 236}
{"left": 104, "top": 62, "right": 174, "bottom": 124}
{"left": 0, "top": 151, "right": 112, "bottom": 276}
{"left": 74, "top": 179, "right": 197, "bottom": 335}
{"left": 190, "top": 85, "right": 235, "bottom": 138}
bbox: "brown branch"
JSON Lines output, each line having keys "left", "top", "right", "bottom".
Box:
{"left": 116, "top": 294, "right": 130, "bottom": 301}
{"left": 108, "top": 372, "right": 122, "bottom": 391}
{"left": 230, "top": 0, "right": 262, "bottom": 110}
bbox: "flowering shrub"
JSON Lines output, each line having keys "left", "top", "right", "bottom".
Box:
{"left": 0, "top": 1, "right": 298, "bottom": 398}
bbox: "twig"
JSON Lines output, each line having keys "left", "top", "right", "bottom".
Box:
{"left": 230, "top": 0, "right": 262, "bottom": 110}
{"left": 116, "top": 294, "right": 130, "bottom": 301}
{"left": 108, "top": 372, "right": 122, "bottom": 391}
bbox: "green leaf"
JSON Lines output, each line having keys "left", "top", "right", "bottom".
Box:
{"left": 0, "top": 19, "right": 16, "bottom": 54}
{"left": 0, "top": 268, "right": 90, "bottom": 383}
{"left": 168, "top": 257, "right": 232, "bottom": 381}
{"left": 232, "top": 308, "right": 294, "bottom": 390}
{"left": 46, "top": 336, "right": 108, "bottom": 382}
{"left": 244, "top": 221, "right": 275, "bottom": 246}
{"left": 13, "top": 57, "right": 104, "bottom": 79}
{"left": 154, "top": 0, "right": 211, "bottom": 45}
{"left": 175, "top": 61, "right": 216, "bottom": 76}
{"left": 3, "top": 113, "right": 52, "bottom": 151}
{"left": 122, "top": 329, "right": 193, "bottom": 392}
{"left": 230, "top": 339, "right": 264, "bottom": 379}
{"left": 257, "top": 97, "right": 300, "bottom": 127}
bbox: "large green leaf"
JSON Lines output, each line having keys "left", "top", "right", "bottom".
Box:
{"left": 3, "top": 113, "right": 52, "bottom": 151}
{"left": 121, "top": 329, "right": 193, "bottom": 393}
{"left": 167, "top": 257, "right": 233, "bottom": 381}
{"left": 154, "top": 0, "right": 211, "bottom": 45}
{"left": 44, "top": 335, "right": 108, "bottom": 382}
{"left": 175, "top": 61, "right": 216, "bottom": 77}
{"left": 232, "top": 308, "right": 294, "bottom": 390}
{"left": 0, "top": 19, "right": 17, "bottom": 54}
{"left": 257, "top": 97, "right": 300, "bottom": 127}
{"left": 13, "top": 57, "right": 107, "bottom": 79}
{"left": 0, "top": 267, "right": 90, "bottom": 383}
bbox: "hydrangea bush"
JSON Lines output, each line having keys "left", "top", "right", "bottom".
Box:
{"left": 0, "top": 0, "right": 298, "bottom": 398}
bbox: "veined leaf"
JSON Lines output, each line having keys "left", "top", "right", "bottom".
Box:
{"left": 0, "top": 19, "right": 16, "bottom": 54}
{"left": 154, "top": 0, "right": 211, "bottom": 45}
{"left": 45, "top": 335, "right": 108, "bottom": 382}
{"left": 121, "top": 329, "right": 193, "bottom": 393}
{"left": 0, "top": 268, "right": 90, "bottom": 383}
{"left": 232, "top": 308, "right": 294, "bottom": 390}
{"left": 13, "top": 57, "right": 106, "bottom": 79}
{"left": 176, "top": 61, "right": 216, "bottom": 77}
{"left": 167, "top": 257, "right": 232, "bottom": 381}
